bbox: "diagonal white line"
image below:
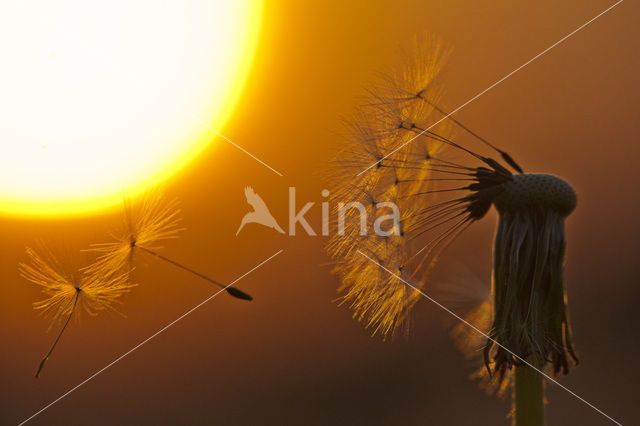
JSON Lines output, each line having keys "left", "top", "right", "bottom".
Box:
{"left": 19, "top": 249, "right": 284, "bottom": 426}
{"left": 189, "top": 113, "right": 284, "bottom": 177}
{"left": 357, "top": 0, "right": 624, "bottom": 176}
{"left": 357, "top": 250, "right": 623, "bottom": 425}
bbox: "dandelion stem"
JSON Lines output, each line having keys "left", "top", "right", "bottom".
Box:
{"left": 35, "top": 289, "right": 80, "bottom": 378}
{"left": 514, "top": 355, "right": 545, "bottom": 426}
{"left": 137, "top": 246, "right": 253, "bottom": 301}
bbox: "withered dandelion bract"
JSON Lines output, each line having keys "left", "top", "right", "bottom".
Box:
{"left": 20, "top": 246, "right": 134, "bottom": 378}
{"left": 85, "top": 190, "right": 252, "bottom": 301}
{"left": 328, "top": 35, "right": 578, "bottom": 425}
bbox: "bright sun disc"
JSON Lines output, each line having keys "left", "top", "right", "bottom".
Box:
{"left": 0, "top": 0, "right": 262, "bottom": 217}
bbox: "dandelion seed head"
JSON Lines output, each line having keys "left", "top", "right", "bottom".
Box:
{"left": 328, "top": 33, "right": 579, "bottom": 391}
{"left": 494, "top": 173, "right": 577, "bottom": 216}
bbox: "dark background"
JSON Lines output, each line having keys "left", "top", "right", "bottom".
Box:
{"left": 1, "top": 0, "right": 638, "bottom": 424}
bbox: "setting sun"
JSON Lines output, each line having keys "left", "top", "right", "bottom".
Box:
{"left": 0, "top": 0, "right": 262, "bottom": 217}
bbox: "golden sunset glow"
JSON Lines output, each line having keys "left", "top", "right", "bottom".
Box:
{"left": 0, "top": 0, "right": 262, "bottom": 217}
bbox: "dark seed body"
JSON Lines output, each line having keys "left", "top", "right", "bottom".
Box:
{"left": 493, "top": 174, "right": 577, "bottom": 216}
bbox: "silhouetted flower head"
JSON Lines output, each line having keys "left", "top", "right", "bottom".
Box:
{"left": 327, "top": 35, "right": 578, "bottom": 387}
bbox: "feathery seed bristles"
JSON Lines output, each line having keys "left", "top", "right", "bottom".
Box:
{"left": 433, "top": 268, "right": 512, "bottom": 395}
{"left": 328, "top": 35, "right": 460, "bottom": 337}
{"left": 20, "top": 247, "right": 79, "bottom": 324}
{"left": 23, "top": 188, "right": 252, "bottom": 378}
{"left": 83, "top": 189, "right": 184, "bottom": 278}
{"left": 21, "top": 247, "right": 135, "bottom": 324}
{"left": 83, "top": 188, "right": 252, "bottom": 301}
{"left": 451, "top": 301, "right": 513, "bottom": 396}
{"left": 20, "top": 246, "right": 135, "bottom": 377}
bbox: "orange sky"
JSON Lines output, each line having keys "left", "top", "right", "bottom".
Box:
{"left": 1, "top": 1, "right": 638, "bottom": 424}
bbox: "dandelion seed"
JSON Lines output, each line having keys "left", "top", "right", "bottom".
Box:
{"left": 83, "top": 189, "right": 183, "bottom": 278}
{"left": 328, "top": 35, "right": 455, "bottom": 337}
{"left": 86, "top": 189, "right": 252, "bottom": 301}
{"left": 20, "top": 246, "right": 134, "bottom": 378}
{"left": 328, "top": 35, "right": 578, "bottom": 423}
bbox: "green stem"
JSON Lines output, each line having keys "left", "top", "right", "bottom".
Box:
{"left": 514, "top": 355, "right": 544, "bottom": 426}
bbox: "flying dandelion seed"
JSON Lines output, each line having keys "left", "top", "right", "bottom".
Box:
{"left": 328, "top": 35, "right": 578, "bottom": 424}
{"left": 20, "top": 246, "right": 134, "bottom": 378}
{"left": 82, "top": 189, "right": 184, "bottom": 277}
{"left": 85, "top": 189, "right": 252, "bottom": 301}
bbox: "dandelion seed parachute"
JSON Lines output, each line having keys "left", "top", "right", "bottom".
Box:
{"left": 20, "top": 246, "right": 134, "bottom": 377}
{"left": 327, "top": 35, "right": 578, "bottom": 388}
{"left": 328, "top": 35, "right": 456, "bottom": 337}
{"left": 86, "top": 189, "right": 253, "bottom": 301}
{"left": 83, "top": 189, "right": 184, "bottom": 278}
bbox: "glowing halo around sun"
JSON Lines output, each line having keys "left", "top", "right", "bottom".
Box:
{"left": 0, "top": 0, "right": 262, "bottom": 217}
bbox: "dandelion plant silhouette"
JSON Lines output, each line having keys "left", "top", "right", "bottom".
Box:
{"left": 20, "top": 246, "right": 134, "bottom": 378}
{"left": 85, "top": 190, "right": 253, "bottom": 301}
{"left": 328, "top": 35, "right": 578, "bottom": 425}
